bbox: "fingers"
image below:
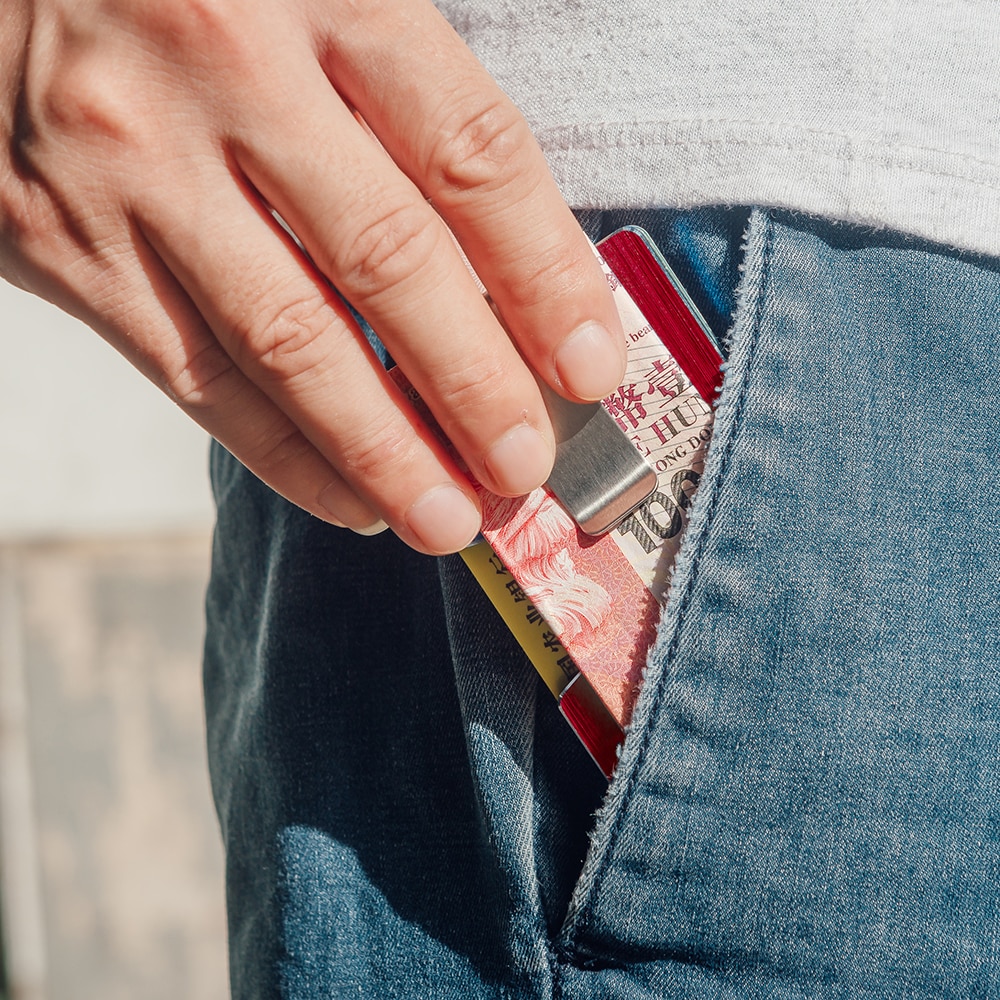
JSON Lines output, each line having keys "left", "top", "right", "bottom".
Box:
{"left": 133, "top": 163, "right": 485, "bottom": 553}
{"left": 228, "top": 57, "right": 558, "bottom": 500}
{"left": 49, "top": 221, "right": 385, "bottom": 536}
{"left": 3, "top": 0, "right": 626, "bottom": 558}
{"left": 315, "top": 0, "right": 627, "bottom": 402}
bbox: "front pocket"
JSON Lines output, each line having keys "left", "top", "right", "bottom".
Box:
{"left": 554, "top": 207, "right": 774, "bottom": 961}
{"left": 551, "top": 212, "right": 1000, "bottom": 1000}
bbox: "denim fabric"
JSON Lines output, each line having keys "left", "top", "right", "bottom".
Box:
{"left": 204, "top": 209, "right": 1000, "bottom": 999}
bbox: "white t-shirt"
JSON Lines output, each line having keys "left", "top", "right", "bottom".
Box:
{"left": 440, "top": 0, "right": 1000, "bottom": 257}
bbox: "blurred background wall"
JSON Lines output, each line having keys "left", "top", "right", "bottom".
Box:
{"left": 0, "top": 281, "right": 228, "bottom": 999}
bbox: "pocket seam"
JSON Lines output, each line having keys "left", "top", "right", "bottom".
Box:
{"left": 554, "top": 208, "right": 776, "bottom": 961}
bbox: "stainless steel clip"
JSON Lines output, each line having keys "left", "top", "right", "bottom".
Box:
{"left": 540, "top": 382, "right": 657, "bottom": 537}
{"left": 484, "top": 294, "right": 656, "bottom": 536}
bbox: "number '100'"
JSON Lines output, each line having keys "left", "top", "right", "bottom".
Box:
{"left": 615, "top": 470, "right": 702, "bottom": 554}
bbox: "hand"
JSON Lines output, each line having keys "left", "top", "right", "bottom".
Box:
{"left": 0, "top": 0, "right": 625, "bottom": 554}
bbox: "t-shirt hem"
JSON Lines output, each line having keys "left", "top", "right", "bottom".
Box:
{"left": 537, "top": 120, "right": 1000, "bottom": 260}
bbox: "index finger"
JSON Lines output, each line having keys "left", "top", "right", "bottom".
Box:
{"left": 316, "top": 0, "right": 627, "bottom": 405}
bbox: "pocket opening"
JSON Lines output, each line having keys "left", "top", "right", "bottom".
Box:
{"left": 553, "top": 207, "right": 775, "bottom": 959}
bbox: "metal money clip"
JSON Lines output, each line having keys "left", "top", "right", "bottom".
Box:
{"left": 484, "top": 295, "right": 656, "bottom": 536}
{"left": 539, "top": 380, "right": 657, "bottom": 537}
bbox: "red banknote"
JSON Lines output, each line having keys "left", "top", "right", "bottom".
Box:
{"left": 394, "top": 228, "right": 723, "bottom": 776}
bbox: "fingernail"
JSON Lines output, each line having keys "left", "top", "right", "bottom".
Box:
{"left": 352, "top": 518, "right": 389, "bottom": 537}
{"left": 483, "top": 422, "right": 554, "bottom": 495}
{"left": 554, "top": 321, "right": 627, "bottom": 401}
{"left": 405, "top": 485, "right": 481, "bottom": 554}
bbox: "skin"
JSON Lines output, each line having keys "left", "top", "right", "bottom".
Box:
{"left": 0, "top": 0, "right": 625, "bottom": 555}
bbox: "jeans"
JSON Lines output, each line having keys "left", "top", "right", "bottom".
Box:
{"left": 204, "top": 208, "right": 1000, "bottom": 998}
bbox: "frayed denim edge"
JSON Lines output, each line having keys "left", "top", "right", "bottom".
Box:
{"left": 551, "top": 207, "right": 775, "bottom": 969}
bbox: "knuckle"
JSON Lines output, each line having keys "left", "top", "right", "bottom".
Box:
{"left": 164, "top": 0, "right": 230, "bottom": 36}
{"left": 338, "top": 418, "right": 422, "bottom": 485}
{"left": 237, "top": 294, "right": 332, "bottom": 384}
{"left": 162, "top": 341, "right": 240, "bottom": 410}
{"left": 337, "top": 202, "right": 441, "bottom": 297}
{"left": 431, "top": 96, "right": 528, "bottom": 197}
{"left": 34, "top": 59, "right": 135, "bottom": 147}
{"left": 140, "top": 0, "right": 243, "bottom": 62}
{"left": 17, "top": 0, "right": 245, "bottom": 160}
{"left": 250, "top": 425, "right": 316, "bottom": 481}
{"left": 505, "top": 241, "right": 586, "bottom": 311}
{"left": 433, "top": 353, "right": 511, "bottom": 416}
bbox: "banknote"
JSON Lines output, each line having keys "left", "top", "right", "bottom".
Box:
{"left": 391, "top": 228, "right": 723, "bottom": 775}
